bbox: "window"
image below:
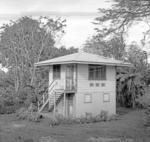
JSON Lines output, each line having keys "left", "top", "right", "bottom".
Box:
{"left": 88, "top": 65, "right": 106, "bottom": 80}
{"left": 96, "top": 83, "right": 100, "bottom": 87}
{"left": 101, "top": 83, "right": 105, "bottom": 87}
{"left": 84, "top": 93, "right": 92, "bottom": 103}
{"left": 103, "top": 93, "right": 110, "bottom": 102}
{"left": 89, "top": 83, "right": 94, "bottom": 87}
{"left": 53, "top": 65, "right": 61, "bottom": 80}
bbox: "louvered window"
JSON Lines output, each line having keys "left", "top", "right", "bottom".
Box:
{"left": 88, "top": 65, "right": 106, "bottom": 80}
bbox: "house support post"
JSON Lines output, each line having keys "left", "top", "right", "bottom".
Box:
{"left": 48, "top": 94, "right": 50, "bottom": 111}
{"left": 37, "top": 101, "right": 39, "bottom": 111}
{"left": 63, "top": 92, "right": 66, "bottom": 117}
{"left": 48, "top": 83, "right": 50, "bottom": 111}
{"left": 54, "top": 91, "right": 56, "bottom": 116}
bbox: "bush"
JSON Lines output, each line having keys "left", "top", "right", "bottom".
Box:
{"left": 136, "top": 96, "right": 150, "bottom": 109}
{"left": 39, "top": 136, "right": 57, "bottom": 142}
{"left": 16, "top": 104, "right": 42, "bottom": 122}
{"left": 0, "top": 105, "right": 16, "bottom": 114}
{"left": 46, "top": 111, "right": 118, "bottom": 126}
{"left": 88, "top": 137, "right": 133, "bottom": 142}
{"left": 144, "top": 105, "right": 150, "bottom": 126}
{"left": 0, "top": 95, "right": 18, "bottom": 114}
{"left": 16, "top": 109, "right": 117, "bottom": 126}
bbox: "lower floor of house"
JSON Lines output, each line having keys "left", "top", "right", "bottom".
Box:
{"left": 52, "top": 91, "right": 116, "bottom": 118}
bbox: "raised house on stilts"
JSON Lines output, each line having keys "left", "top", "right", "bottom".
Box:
{"left": 35, "top": 51, "right": 131, "bottom": 118}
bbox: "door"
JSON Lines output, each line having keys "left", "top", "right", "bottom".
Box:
{"left": 66, "top": 64, "right": 76, "bottom": 91}
{"left": 67, "top": 94, "right": 74, "bottom": 117}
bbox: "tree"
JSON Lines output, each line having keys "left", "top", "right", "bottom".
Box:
{"left": 127, "top": 43, "right": 148, "bottom": 72}
{"left": 83, "top": 0, "right": 150, "bottom": 108}
{"left": 117, "top": 70, "right": 145, "bottom": 108}
{"left": 95, "top": 0, "right": 150, "bottom": 37}
{"left": 84, "top": 33, "right": 126, "bottom": 60}
{"left": 84, "top": 34, "right": 147, "bottom": 108}
{"left": 0, "top": 16, "right": 66, "bottom": 94}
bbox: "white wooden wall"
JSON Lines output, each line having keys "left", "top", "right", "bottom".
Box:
{"left": 48, "top": 65, "right": 66, "bottom": 90}
{"left": 75, "top": 64, "right": 116, "bottom": 117}
{"left": 48, "top": 64, "right": 116, "bottom": 118}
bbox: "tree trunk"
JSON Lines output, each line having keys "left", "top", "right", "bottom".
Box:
{"left": 132, "top": 83, "right": 136, "bottom": 108}
{"left": 15, "top": 74, "right": 19, "bottom": 95}
{"left": 30, "top": 66, "right": 35, "bottom": 86}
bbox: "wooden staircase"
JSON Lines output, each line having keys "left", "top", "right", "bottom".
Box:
{"left": 38, "top": 80, "right": 64, "bottom": 113}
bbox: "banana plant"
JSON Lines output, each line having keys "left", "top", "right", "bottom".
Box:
{"left": 117, "top": 69, "right": 145, "bottom": 108}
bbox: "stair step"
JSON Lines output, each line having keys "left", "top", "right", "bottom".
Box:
{"left": 38, "top": 82, "right": 64, "bottom": 112}
{"left": 55, "top": 89, "right": 64, "bottom": 93}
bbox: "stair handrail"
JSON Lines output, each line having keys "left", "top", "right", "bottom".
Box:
{"left": 48, "top": 80, "right": 58, "bottom": 95}
{"left": 38, "top": 80, "right": 58, "bottom": 111}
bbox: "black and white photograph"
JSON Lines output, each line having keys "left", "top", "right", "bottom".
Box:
{"left": 0, "top": 0, "right": 149, "bottom": 142}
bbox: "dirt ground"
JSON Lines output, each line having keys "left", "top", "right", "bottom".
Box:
{"left": 0, "top": 109, "right": 150, "bottom": 142}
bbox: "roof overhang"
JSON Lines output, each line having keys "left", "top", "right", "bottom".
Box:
{"left": 34, "top": 60, "right": 132, "bottom": 67}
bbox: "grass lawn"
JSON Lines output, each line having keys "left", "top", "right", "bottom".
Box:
{"left": 0, "top": 108, "right": 150, "bottom": 142}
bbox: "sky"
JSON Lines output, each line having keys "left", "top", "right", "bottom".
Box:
{"left": 0, "top": 0, "right": 149, "bottom": 49}
{"left": 0, "top": 0, "right": 112, "bottom": 48}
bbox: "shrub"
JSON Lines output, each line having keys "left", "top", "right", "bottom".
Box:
{"left": 16, "top": 104, "right": 42, "bottom": 122}
{"left": 144, "top": 105, "right": 150, "bottom": 126}
{"left": 39, "top": 136, "right": 58, "bottom": 142}
{"left": 46, "top": 111, "right": 118, "bottom": 126}
{"left": 117, "top": 71, "right": 145, "bottom": 108}
{"left": 48, "top": 117, "right": 59, "bottom": 126}
{"left": 88, "top": 137, "right": 134, "bottom": 142}
{"left": 135, "top": 96, "right": 150, "bottom": 109}
{"left": 0, "top": 105, "right": 16, "bottom": 114}
{"left": 0, "top": 94, "right": 17, "bottom": 114}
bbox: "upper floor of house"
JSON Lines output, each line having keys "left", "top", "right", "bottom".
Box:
{"left": 35, "top": 51, "right": 131, "bottom": 92}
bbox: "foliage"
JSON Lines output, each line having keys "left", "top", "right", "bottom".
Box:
{"left": 88, "top": 137, "right": 133, "bottom": 142}
{"left": 94, "top": 0, "right": 150, "bottom": 37}
{"left": 15, "top": 136, "right": 57, "bottom": 142}
{"left": 127, "top": 44, "right": 148, "bottom": 72}
{"left": 15, "top": 109, "right": 117, "bottom": 126}
{"left": 45, "top": 111, "right": 117, "bottom": 127}
{"left": 0, "top": 70, "right": 38, "bottom": 114}
{"left": 84, "top": 31, "right": 147, "bottom": 108}
{"left": 116, "top": 44, "right": 148, "bottom": 108}
{"left": 0, "top": 45, "right": 77, "bottom": 114}
{"left": 126, "top": 44, "right": 150, "bottom": 86}
{"left": 84, "top": 34, "right": 126, "bottom": 60}
{"left": 144, "top": 105, "right": 150, "bottom": 126}
{"left": 0, "top": 16, "right": 78, "bottom": 113}
{"left": 0, "top": 16, "right": 66, "bottom": 94}
{"left": 16, "top": 104, "right": 42, "bottom": 122}
{"left": 39, "top": 136, "right": 57, "bottom": 142}
{"left": 117, "top": 69, "right": 145, "bottom": 108}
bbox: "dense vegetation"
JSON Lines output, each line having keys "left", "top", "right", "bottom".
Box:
{"left": 0, "top": 17, "right": 77, "bottom": 114}
{"left": 0, "top": 0, "right": 150, "bottom": 114}
{"left": 84, "top": 0, "right": 150, "bottom": 108}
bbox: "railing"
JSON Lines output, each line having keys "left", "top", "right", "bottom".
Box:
{"left": 37, "top": 80, "right": 58, "bottom": 111}
{"left": 38, "top": 78, "right": 77, "bottom": 112}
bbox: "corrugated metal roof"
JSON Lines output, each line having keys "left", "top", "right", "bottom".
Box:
{"left": 35, "top": 51, "right": 131, "bottom": 67}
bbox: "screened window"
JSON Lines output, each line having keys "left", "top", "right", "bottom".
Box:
{"left": 53, "top": 65, "right": 61, "bottom": 80}
{"left": 88, "top": 65, "right": 106, "bottom": 80}
{"left": 103, "top": 93, "right": 110, "bottom": 102}
{"left": 84, "top": 93, "right": 92, "bottom": 103}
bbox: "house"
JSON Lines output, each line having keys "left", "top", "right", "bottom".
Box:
{"left": 35, "top": 51, "right": 131, "bottom": 118}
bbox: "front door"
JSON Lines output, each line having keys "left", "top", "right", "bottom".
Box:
{"left": 66, "top": 64, "right": 76, "bottom": 91}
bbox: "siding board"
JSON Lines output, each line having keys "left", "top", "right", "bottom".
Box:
{"left": 76, "top": 64, "right": 116, "bottom": 117}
